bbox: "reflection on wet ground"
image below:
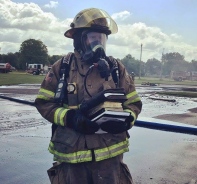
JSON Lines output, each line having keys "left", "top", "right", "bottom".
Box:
{"left": 0, "top": 94, "right": 47, "bottom": 132}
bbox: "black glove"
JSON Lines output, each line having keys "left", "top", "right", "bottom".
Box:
{"left": 100, "top": 115, "right": 134, "bottom": 134}
{"left": 66, "top": 109, "right": 99, "bottom": 134}
{"left": 79, "top": 88, "right": 127, "bottom": 113}
{"left": 96, "top": 58, "right": 110, "bottom": 80}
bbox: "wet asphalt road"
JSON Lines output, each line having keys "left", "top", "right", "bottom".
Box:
{"left": 0, "top": 85, "right": 197, "bottom": 184}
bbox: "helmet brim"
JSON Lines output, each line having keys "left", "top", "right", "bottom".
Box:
{"left": 64, "top": 27, "right": 112, "bottom": 39}
{"left": 64, "top": 29, "right": 76, "bottom": 39}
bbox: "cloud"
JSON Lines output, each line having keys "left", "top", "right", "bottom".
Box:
{"left": 0, "top": 1, "right": 196, "bottom": 62}
{"left": 0, "top": 0, "right": 67, "bottom": 32}
{"left": 107, "top": 21, "right": 197, "bottom": 61}
{"left": 0, "top": 0, "right": 72, "bottom": 54}
{"left": 111, "top": 11, "right": 131, "bottom": 21}
{"left": 44, "top": 1, "right": 59, "bottom": 9}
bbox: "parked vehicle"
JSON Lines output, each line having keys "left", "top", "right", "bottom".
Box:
{"left": 188, "top": 71, "right": 197, "bottom": 81}
{"left": 0, "top": 63, "right": 11, "bottom": 73}
{"left": 171, "top": 70, "right": 197, "bottom": 81}
{"left": 170, "top": 71, "right": 188, "bottom": 81}
{"left": 26, "top": 64, "right": 43, "bottom": 75}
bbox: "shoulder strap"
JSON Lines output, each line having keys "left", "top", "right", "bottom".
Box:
{"left": 106, "top": 56, "right": 120, "bottom": 88}
{"left": 59, "top": 52, "right": 74, "bottom": 78}
{"left": 54, "top": 52, "right": 74, "bottom": 104}
{"left": 52, "top": 52, "right": 74, "bottom": 137}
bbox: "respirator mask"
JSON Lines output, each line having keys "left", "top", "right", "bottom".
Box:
{"left": 81, "top": 31, "right": 110, "bottom": 80}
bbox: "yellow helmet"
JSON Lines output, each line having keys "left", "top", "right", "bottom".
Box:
{"left": 64, "top": 8, "right": 118, "bottom": 38}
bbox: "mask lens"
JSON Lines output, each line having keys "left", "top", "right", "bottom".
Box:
{"left": 85, "top": 32, "right": 107, "bottom": 52}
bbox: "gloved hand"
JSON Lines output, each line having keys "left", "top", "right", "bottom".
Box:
{"left": 100, "top": 115, "right": 134, "bottom": 134}
{"left": 79, "top": 88, "right": 127, "bottom": 113}
{"left": 96, "top": 58, "right": 110, "bottom": 80}
{"left": 66, "top": 109, "right": 99, "bottom": 134}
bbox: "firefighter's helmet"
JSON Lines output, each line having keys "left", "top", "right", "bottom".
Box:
{"left": 64, "top": 8, "right": 118, "bottom": 38}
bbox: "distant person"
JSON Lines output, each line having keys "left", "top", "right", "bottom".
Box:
{"left": 35, "top": 8, "right": 142, "bottom": 184}
{"left": 131, "top": 72, "right": 135, "bottom": 81}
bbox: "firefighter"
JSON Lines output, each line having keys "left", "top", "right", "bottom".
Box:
{"left": 131, "top": 72, "right": 135, "bottom": 81}
{"left": 35, "top": 8, "right": 142, "bottom": 184}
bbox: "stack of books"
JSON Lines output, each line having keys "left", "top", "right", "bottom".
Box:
{"left": 87, "top": 89, "right": 131, "bottom": 125}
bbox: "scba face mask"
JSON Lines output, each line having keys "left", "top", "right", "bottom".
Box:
{"left": 81, "top": 31, "right": 107, "bottom": 63}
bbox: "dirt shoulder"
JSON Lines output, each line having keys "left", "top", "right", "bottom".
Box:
{"left": 154, "top": 107, "right": 197, "bottom": 126}
{"left": 0, "top": 88, "right": 39, "bottom": 95}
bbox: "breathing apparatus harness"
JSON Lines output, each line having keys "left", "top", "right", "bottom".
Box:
{"left": 84, "top": 56, "right": 119, "bottom": 97}
{"left": 54, "top": 52, "right": 120, "bottom": 104}
{"left": 52, "top": 53, "right": 120, "bottom": 136}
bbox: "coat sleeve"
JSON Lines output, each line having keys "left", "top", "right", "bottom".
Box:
{"left": 35, "top": 60, "right": 70, "bottom": 126}
{"left": 117, "top": 60, "right": 142, "bottom": 126}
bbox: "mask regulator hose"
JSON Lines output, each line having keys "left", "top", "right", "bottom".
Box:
{"left": 84, "top": 64, "right": 94, "bottom": 97}
{"left": 84, "top": 58, "right": 110, "bottom": 97}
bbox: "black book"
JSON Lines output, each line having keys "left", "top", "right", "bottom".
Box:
{"left": 87, "top": 101, "right": 123, "bottom": 117}
{"left": 89, "top": 108, "right": 130, "bottom": 125}
{"left": 80, "top": 88, "right": 127, "bottom": 112}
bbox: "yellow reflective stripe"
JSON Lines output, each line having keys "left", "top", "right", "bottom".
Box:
{"left": 124, "top": 91, "right": 141, "bottom": 105}
{"left": 124, "top": 109, "right": 136, "bottom": 126}
{"left": 36, "top": 88, "right": 55, "bottom": 100}
{"left": 54, "top": 108, "right": 68, "bottom": 126}
{"left": 94, "top": 139, "right": 129, "bottom": 162}
{"left": 126, "top": 91, "right": 138, "bottom": 98}
{"left": 125, "top": 96, "right": 141, "bottom": 105}
{"left": 48, "top": 141, "right": 92, "bottom": 163}
{"left": 48, "top": 139, "right": 129, "bottom": 163}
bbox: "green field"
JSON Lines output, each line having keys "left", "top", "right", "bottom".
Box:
{"left": 1, "top": 71, "right": 197, "bottom": 86}
{"left": 0, "top": 72, "right": 45, "bottom": 85}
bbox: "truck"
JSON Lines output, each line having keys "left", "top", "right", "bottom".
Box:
{"left": 188, "top": 71, "right": 197, "bottom": 81}
{"left": 0, "top": 63, "right": 11, "bottom": 73}
{"left": 26, "top": 64, "right": 43, "bottom": 75}
{"left": 170, "top": 71, "right": 188, "bottom": 81}
{"left": 171, "top": 70, "right": 197, "bottom": 81}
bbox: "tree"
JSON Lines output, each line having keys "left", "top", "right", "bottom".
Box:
{"left": 0, "top": 54, "right": 2, "bottom": 62}
{"left": 1, "top": 52, "right": 20, "bottom": 69}
{"left": 145, "top": 58, "right": 161, "bottom": 76}
{"left": 19, "top": 39, "right": 48, "bottom": 70}
{"left": 48, "top": 55, "right": 62, "bottom": 65}
{"left": 162, "top": 52, "right": 188, "bottom": 75}
{"left": 121, "top": 54, "right": 143, "bottom": 76}
{"left": 188, "top": 60, "right": 197, "bottom": 71}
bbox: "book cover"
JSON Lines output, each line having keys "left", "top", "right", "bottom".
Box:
{"left": 87, "top": 101, "right": 123, "bottom": 117}
{"left": 80, "top": 88, "right": 127, "bottom": 112}
{"left": 90, "top": 108, "right": 130, "bottom": 125}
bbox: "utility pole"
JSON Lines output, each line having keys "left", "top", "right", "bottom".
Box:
{"left": 139, "top": 43, "right": 143, "bottom": 79}
{"left": 160, "top": 48, "right": 165, "bottom": 80}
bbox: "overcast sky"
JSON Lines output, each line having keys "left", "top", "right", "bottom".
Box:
{"left": 0, "top": 0, "right": 197, "bottom": 62}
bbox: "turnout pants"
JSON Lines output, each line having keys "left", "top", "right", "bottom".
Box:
{"left": 47, "top": 154, "right": 133, "bottom": 184}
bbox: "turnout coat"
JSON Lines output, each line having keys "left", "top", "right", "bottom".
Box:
{"left": 35, "top": 50, "right": 142, "bottom": 163}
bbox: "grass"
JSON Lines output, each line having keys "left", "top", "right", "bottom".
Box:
{"left": 134, "top": 77, "right": 197, "bottom": 86}
{"left": 0, "top": 71, "right": 45, "bottom": 85}
{"left": 0, "top": 71, "right": 196, "bottom": 87}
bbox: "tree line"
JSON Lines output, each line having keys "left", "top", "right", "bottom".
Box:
{"left": 0, "top": 39, "right": 197, "bottom": 76}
